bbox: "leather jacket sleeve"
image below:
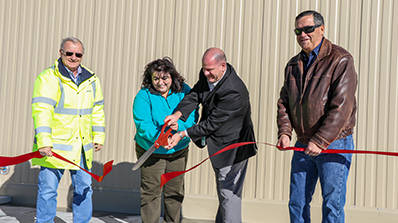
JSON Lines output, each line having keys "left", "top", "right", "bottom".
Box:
{"left": 277, "top": 65, "right": 293, "bottom": 139}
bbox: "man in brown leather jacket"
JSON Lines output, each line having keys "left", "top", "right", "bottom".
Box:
{"left": 277, "top": 10, "right": 357, "bottom": 223}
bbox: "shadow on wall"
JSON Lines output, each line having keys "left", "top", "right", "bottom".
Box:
{"left": 0, "top": 159, "right": 141, "bottom": 216}
{"left": 66, "top": 161, "right": 141, "bottom": 215}
{"left": 0, "top": 162, "right": 40, "bottom": 222}
{"left": 0, "top": 162, "right": 39, "bottom": 205}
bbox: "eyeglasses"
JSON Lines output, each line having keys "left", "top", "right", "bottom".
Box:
{"left": 63, "top": 51, "right": 83, "bottom": 58}
{"left": 294, "top": 24, "right": 321, "bottom": 35}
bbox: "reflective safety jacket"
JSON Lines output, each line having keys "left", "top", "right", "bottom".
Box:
{"left": 31, "top": 58, "right": 105, "bottom": 169}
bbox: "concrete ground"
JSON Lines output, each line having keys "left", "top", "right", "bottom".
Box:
{"left": 0, "top": 204, "right": 212, "bottom": 223}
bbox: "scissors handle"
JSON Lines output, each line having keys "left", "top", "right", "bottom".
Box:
{"left": 132, "top": 121, "right": 173, "bottom": 171}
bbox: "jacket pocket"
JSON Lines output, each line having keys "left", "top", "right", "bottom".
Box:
{"left": 220, "top": 132, "right": 240, "bottom": 143}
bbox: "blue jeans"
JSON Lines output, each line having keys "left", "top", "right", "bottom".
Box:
{"left": 36, "top": 154, "right": 93, "bottom": 223}
{"left": 289, "top": 135, "right": 354, "bottom": 223}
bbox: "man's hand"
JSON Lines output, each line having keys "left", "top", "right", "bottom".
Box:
{"left": 39, "top": 147, "right": 53, "bottom": 157}
{"left": 277, "top": 134, "right": 290, "bottom": 150}
{"left": 94, "top": 143, "right": 103, "bottom": 152}
{"left": 305, "top": 142, "right": 322, "bottom": 156}
{"left": 164, "top": 111, "right": 182, "bottom": 127}
{"left": 169, "top": 122, "right": 179, "bottom": 131}
{"left": 165, "top": 131, "right": 185, "bottom": 150}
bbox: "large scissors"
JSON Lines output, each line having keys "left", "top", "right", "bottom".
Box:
{"left": 131, "top": 121, "right": 173, "bottom": 171}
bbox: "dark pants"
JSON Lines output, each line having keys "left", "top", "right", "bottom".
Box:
{"left": 136, "top": 144, "right": 188, "bottom": 223}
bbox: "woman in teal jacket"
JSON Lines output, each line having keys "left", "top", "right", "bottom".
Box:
{"left": 133, "top": 57, "right": 197, "bottom": 223}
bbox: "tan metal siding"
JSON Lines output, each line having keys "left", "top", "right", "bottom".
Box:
{"left": 355, "top": 0, "right": 398, "bottom": 210}
{"left": 0, "top": 0, "right": 398, "bottom": 221}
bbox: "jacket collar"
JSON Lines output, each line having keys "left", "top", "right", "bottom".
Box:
{"left": 148, "top": 87, "right": 173, "bottom": 96}
{"left": 315, "top": 38, "right": 332, "bottom": 61}
{"left": 206, "top": 63, "right": 233, "bottom": 89}
{"left": 56, "top": 58, "right": 94, "bottom": 86}
{"left": 202, "top": 63, "right": 234, "bottom": 102}
{"left": 288, "top": 38, "right": 333, "bottom": 66}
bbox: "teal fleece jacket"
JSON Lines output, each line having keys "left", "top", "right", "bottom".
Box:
{"left": 133, "top": 83, "right": 198, "bottom": 154}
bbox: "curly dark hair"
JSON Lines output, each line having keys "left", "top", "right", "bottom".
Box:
{"left": 141, "top": 57, "right": 185, "bottom": 93}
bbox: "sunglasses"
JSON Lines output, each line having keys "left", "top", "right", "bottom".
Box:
{"left": 63, "top": 51, "right": 83, "bottom": 58}
{"left": 294, "top": 24, "right": 321, "bottom": 35}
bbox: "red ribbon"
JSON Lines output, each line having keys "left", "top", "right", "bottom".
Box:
{"left": 0, "top": 151, "right": 113, "bottom": 182}
{"left": 160, "top": 142, "right": 255, "bottom": 188}
{"left": 52, "top": 153, "right": 113, "bottom": 182}
{"left": 160, "top": 142, "right": 398, "bottom": 188}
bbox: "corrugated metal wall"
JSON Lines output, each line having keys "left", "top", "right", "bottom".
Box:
{"left": 0, "top": 0, "right": 397, "bottom": 222}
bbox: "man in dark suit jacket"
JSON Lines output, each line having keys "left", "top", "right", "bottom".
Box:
{"left": 165, "top": 48, "right": 257, "bottom": 223}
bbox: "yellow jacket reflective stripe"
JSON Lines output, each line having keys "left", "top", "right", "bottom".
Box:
{"left": 32, "top": 59, "right": 105, "bottom": 169}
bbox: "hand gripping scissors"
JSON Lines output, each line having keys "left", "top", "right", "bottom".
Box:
{"left": 131, "top": 120, "right": 173, "bottom": 171}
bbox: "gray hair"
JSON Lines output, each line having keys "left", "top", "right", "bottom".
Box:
{"left": 60, "top": 37, "right": 85, "bottom": 53}
{"left": 295, "top": 10, "right": 324, "bottom": 26}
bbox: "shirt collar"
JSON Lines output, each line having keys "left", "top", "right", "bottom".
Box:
{"left": 312, "top": 38, "right": 323, "bottom": 57}
{"left": 65, "top": 66, "right": 82, "bottom": 82}
{"left": 301, "top": 38, "right": 324, "bottom": 59}
{"left": 207, "top": 69, "right": 227, "bottom": 91}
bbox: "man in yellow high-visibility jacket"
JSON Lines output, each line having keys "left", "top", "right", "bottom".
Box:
{"left": 31, "top": 37, "right": 105, "bottom": 223}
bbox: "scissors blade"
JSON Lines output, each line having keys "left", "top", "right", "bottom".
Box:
{"left": 132, "top": 144, "right": 157, "bottom": 171}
